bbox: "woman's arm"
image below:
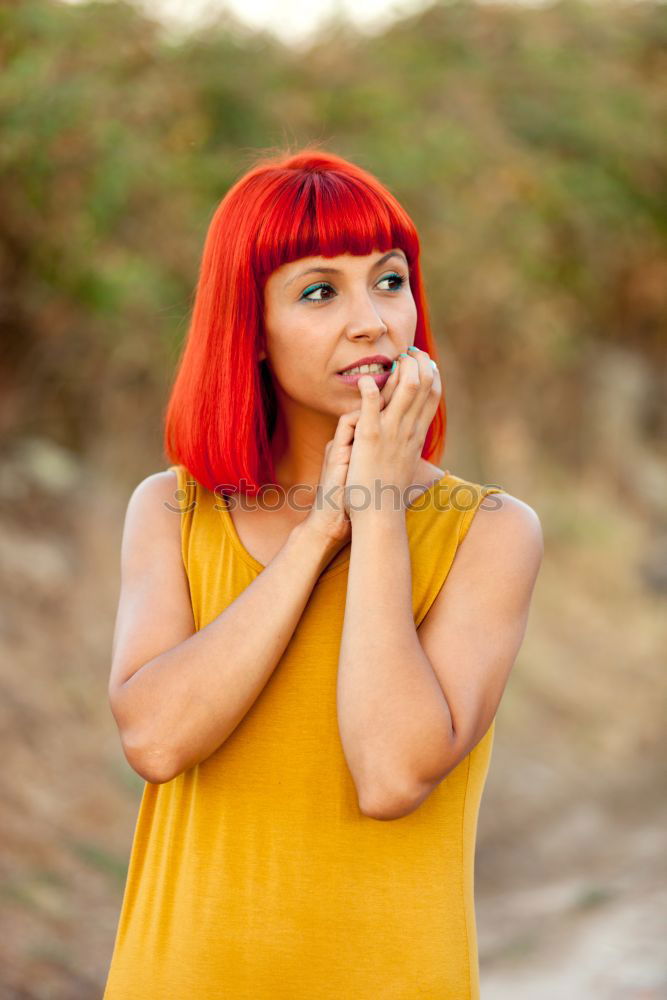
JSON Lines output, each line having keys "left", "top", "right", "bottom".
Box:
{"left": 337, "top": 493, "right": 543, "bottom": 821}
{"left": 337, "top": 505, "right": 454, "bottom": 818}
{"left": 109, "top": 472, "right": 342, "bottom": 785}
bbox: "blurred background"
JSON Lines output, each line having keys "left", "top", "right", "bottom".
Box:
{"left": 1, "top": 0, "right": 666, "bottom": 996}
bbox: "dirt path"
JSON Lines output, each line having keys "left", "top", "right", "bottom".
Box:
{"left": 478, "top": 798, "right": 667, "bottom": 998}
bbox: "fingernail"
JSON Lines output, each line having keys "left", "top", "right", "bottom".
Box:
{"left": 407, "top": 345, "right": 419, "bottom": 352}
{"left": 398, "top": 353, "right": 408, "bottom": 358}
{"left": 430, "top": 359, "right": 438, "bottom": 369}
{"left": 390, "top": 359, "right": 397, "bottom": 372}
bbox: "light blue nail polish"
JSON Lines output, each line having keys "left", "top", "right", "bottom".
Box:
{"left": 430, "top": 359, "right": 437, "bottom": 369}
{"left": 390, "top": 360, "right": 397, "bottom": 372}
{"left": 407, "top": 345, "right": 419, "bottom": 352}
{"left": 398, "top": 352, "right": 408, "bottom": 358}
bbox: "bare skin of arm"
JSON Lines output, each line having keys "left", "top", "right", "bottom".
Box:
{"left": 108, "top": 469, "right": 345, "bottom": 784}
{"left": 337, "top": 493, "right": 543, "bottom": 820}
{"left": 109, "top": 399, "right": 364, "bottom": 785}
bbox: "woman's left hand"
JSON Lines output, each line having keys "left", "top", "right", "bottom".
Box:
{"left": 343, "top": 346, "right": 442, "bottom": 519}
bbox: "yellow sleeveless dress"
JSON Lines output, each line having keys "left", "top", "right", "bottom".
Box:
{"left": 103, "top": 464, "right": 506, "bottom": 999}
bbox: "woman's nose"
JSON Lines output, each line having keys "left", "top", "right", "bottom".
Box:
{"left": 343, "top": 298, "right": 388, "bottom": 339}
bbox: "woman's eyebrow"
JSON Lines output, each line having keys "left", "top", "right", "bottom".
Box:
{"left": 284, "top": 250, "right": 407, "bottom": 288}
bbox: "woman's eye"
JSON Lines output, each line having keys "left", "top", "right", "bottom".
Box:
{"left": 300, "top": 272, "right": 406, "bottom": 302}
{"left": 300, "top": 282, "right": 335, "bottom": 302}
{"left": 377, "top": 272, "right": 406, "bottom": 291}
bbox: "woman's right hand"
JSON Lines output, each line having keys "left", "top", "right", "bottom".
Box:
{"left": 300, "top": 405, "right": 372, "bottom": 556}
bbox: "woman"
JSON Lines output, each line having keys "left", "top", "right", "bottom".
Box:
{"left": 104, "top": 147, "right": 543, "bottom": 998}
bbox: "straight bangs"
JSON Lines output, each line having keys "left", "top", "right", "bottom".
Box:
{"left": 251, "top": 168, "right": 421, "bottom": 291}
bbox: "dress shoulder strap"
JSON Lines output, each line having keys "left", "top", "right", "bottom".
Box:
{"left": 165, "top": 463, "right": 199, "bottom": 577}
{"left": 408, "top": 473, "right": 507, "bottom": 628}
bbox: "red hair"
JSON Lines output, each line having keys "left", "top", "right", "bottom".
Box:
{"left": 163, "top": 146, "right": 446, "bottom": 495}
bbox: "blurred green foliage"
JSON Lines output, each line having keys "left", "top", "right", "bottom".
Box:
{"left": 1, "top": 0, "right": 665, "bottom": 460}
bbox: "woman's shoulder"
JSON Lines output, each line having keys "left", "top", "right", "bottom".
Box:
{"left": 118, "top": 467, "right": 200, "bottom": 601}
{"left": 130, "top": 467, "right": 182, "bottom": 506}
{"left": 419, "top": 460, "right": 542, "bottom": 550}
{"left": 458, "top": 477, "right": 544, "bottom": 570}
{"left": 121, "top": 467, "right": 192, "bottom": 548}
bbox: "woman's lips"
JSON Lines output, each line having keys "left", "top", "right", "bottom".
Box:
{"left": 335, "top": 369, "right": 391, "bottom": 387}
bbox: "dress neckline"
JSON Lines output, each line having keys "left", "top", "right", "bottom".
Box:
{"left": 218, "top": 471, "right": 454, "bottom": 581}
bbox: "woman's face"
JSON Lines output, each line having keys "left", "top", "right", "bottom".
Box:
{"left": 261, "top": 248, "right": 418, "bottom": 415}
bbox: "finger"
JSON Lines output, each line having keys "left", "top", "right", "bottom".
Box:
{"left": 321, "top": 440, "right": 354, "bottom": 493}
{"left": 322, "top": 409, "right": 357, "bottom": 474}
{"left": 401, "top": 345, "right": 438, "bottom": 423}
{"left": 384, "top": 350, "right": 421, "bottom": 427}
{"left": 355, "top": 373, "right": 382, "bottom": 434}
{"left": 413, "top": 355, "right": 442, "bottom": 442}
{"left": 378, "top": 355, "right": 401, "bottom": 408}
{"left": 334, "top": 406, "right": 362, "bottom": 446}
{"left": 407, "top": 348, "right": 442, "bottom": 447}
